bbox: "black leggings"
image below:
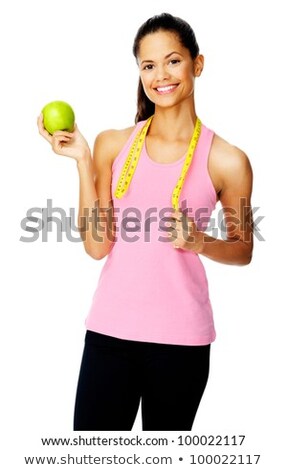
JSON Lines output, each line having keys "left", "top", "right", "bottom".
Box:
{"left": 74, "top": 330, "right": 211, "bottom": 431}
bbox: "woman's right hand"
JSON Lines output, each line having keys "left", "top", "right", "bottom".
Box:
{"left": 37, "top": 113, "right": 91, "bottom": 162}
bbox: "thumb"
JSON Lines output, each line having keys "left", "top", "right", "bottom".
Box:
{"left": 173, "top": 209, "right": 182, "bottom": 221}
{"left": 71, "top": 123, "right": 78, "bottom": 134}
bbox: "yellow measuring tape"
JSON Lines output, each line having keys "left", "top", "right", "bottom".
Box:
{"left": 114, "top": 115, "right": 201, "bottom": 211}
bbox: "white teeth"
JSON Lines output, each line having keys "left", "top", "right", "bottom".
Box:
{"left": 156, "top": 85, "right": 177, "bottom": 92}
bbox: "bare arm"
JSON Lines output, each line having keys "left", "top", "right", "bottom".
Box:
{"left": 199, "top": 148, "right": 253, "bottom": 265}
{"left": 77, "top": 130, "right": 118, "bottom": 260}
{"left": 37, "top": 114, "right": 117, "bottom": 260}
{"left": 171, "top": 146, "right": 254, "bottom": 265}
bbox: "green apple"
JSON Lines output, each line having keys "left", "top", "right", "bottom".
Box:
{"left": 42, "top": 101, "right": 75, "bottom": 134}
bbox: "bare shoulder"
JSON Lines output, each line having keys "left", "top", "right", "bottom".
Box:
{"left": 93, "top": 125, "right": 136, "bottom": 168}
{"left": 212, "top": 133, "right": 251, "bottom": 169}
{"left": 91, "top": 125, "right": 136, "bottom": 207}
{"left": 209, "top": 133, "right": 253, "bottom": 196}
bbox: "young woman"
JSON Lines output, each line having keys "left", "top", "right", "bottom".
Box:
{"left": 37, "top": 13, "right": 253, "bottom": 431}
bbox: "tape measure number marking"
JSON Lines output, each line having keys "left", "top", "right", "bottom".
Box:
{"left": 114, "top": 116, "right": 201, "bottom": 211}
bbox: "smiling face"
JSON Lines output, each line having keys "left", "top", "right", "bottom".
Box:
{"left": 137, "top": 30, "right": 203, "bottom": 110}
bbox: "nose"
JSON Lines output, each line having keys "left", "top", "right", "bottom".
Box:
{"left": 155, "top": 64, "right": 170, "bottom": 82}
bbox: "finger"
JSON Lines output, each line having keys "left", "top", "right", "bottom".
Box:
{"left": 37, "top": 114, "right": 52, "bottom": 143}
{"left": 170, "top": 229, "right": 179, "bottom": 242}
{"left": 173, "top": 237, "right": 180, "bottom": 249}
{"left": 37, "top": 113, "right": 45, "bottom": 131}
{"left": 52, "top": 133, "right": 71, "bottom": 141}
{"left": 68, "top": 123, "right": 79, "bottom": 137}
{"left": 166, "top": 228, "right": 173, "bottom": 240}
{"left": 53, "top": 136, "right": 71, "bottom": 143}
{"left": 171, "top": 218, "right": 182, "bottom": 228}
{"left": 170, "top": 216, "right": 181, "bottom": 223}
{"left": 53, "top": 130, "right": 75, "bottom": 138}
{"left": 171, "top": 209, "right": 182, "bottom": 222}
{"left": 52, "top": 137, "right": 72, "bottom": 151}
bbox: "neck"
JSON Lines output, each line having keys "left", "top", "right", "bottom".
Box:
{"left": 150, "top": 99, "right": 197, "bottom": 140}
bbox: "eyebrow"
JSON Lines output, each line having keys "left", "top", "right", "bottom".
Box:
{"left": 140, "top": 51, "right": 183, "bottom": 65}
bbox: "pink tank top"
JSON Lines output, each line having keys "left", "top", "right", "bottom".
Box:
{"left": 85, "top": 119, "right": 217, "bottom": 345}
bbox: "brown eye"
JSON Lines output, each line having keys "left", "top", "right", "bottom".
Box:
{"left": 143, "top": 64, "right": 154, "bottom": 71}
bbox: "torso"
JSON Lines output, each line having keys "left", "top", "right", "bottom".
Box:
{"left": 108, "top": 125, "right": 236, "bottom": 204}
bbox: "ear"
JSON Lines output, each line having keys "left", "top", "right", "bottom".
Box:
{"left": 194, "top": 54, "right": 204, "bottom": 77}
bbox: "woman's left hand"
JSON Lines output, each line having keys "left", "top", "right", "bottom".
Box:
{"left": 169, "top": 209, "right": 204, "bottom": 253}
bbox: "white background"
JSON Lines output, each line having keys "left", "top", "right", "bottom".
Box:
{"left": 1, "top": 0, "right": 286, "bottom": 468}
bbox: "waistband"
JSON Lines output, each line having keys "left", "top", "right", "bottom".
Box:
{"left": 85, "top": 329, "right": 211, "bottom": 351}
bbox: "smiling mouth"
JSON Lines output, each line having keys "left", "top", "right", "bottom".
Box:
{"left": 155, "top": 84, "right": 179, "bottom": 94}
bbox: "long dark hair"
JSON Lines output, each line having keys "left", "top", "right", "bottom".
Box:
{"left": 132, "top": 13, "right": 200, "bottom": 123}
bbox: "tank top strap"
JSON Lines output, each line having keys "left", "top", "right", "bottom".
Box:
{"left": 112, "top": 119, "right": 148, "bottom": 172}
{"left": 191, "top": 123, "right": 216, "bottom": 205}
{"left": 200, "top": 124, "right": 215, "bottom": 162}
